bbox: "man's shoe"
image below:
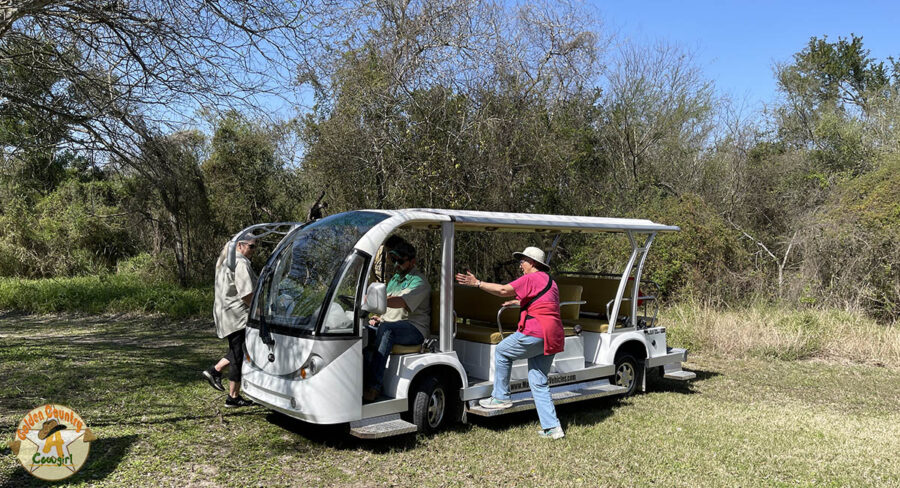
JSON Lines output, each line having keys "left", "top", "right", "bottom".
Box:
{"left": 225, "top": 395, "right": 253, "bottom": 408}
{"left": 538, "top": 425, "right": 565, "bottom": 440}
{"left": 363, "top": 387, "right": 380, "bottom": 402}
{"left": 202, "top": 367, "right": 225, "bottom": 392}
{"left": 478, "top": 397, "right": 513, "bottom": 410}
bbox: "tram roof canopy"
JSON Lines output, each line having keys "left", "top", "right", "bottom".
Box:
{"left": 388, "top": 208, "right": 680, "bottom": 233}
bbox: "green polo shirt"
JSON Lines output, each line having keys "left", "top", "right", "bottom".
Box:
{"left": 381, "top": 268, "right": 431, "bottom": 337}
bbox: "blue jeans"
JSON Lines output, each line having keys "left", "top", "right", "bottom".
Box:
{"left": 492, "top": 332, "right": 560, "bottom": 430}
{"left": 368, "top": 320, "right": 424, "bottom": 391}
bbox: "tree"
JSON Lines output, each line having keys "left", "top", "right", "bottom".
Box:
{"left": 128, "top": 130, "right": 212, "bottom": 286}
{"left": 202, "top": 111, "right": 304, "bottom": 234}
{"left": 0, "top": 0, "right": 324, "bottom": 283}
{"left": 595, "top": 42, "right": 716, "bottom": 199}
{"left": 774, "top": 34, "right": 898, "bottom": 174}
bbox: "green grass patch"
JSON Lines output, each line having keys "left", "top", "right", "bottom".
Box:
{"left": 0, "top": 275, "right": 212, "bottom": 318}
{"left": 1, "top": 314, "right": 899, "bottom": 487}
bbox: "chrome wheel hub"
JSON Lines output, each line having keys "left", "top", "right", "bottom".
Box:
{"left": 616, "top": 363, "right": 635, "bottom": 390}
{"left": 427, "top": 388, "right": 446, "bottom": 428}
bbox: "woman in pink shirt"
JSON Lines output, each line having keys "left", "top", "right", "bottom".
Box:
{"left": 455, "top": 246, "right": 565, "bottom": 440}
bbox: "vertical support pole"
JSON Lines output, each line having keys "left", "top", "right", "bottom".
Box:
{"left": 546, "top": 233, "right": 562, "bottom": 265}
{"left": 631, "top": 233, "right": 656, "bottom": 326}
{"left": 440, "top": 221, "right": 455, "bottom": 353}
{"left": 609, "top": 231, "right": 638, "bottom": 330}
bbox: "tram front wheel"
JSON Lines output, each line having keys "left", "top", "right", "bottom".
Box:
{"left": 409, "top": 375, "right": 449, "bottom": 434}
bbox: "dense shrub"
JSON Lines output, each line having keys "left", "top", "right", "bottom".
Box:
{"left": 795, "top": 156, "right": 900, "bottom": 320}
{"left": 0, "top": 178, "right": 134, "bottom": 277}
{"left": 116, "top": 253, "right": 180, "bottom": 284}
{"left": 564, "top": 194, "right": 750, "bottom": 299}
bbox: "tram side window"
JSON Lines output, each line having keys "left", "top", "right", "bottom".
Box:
{"left": 321, "top": 254, "right": 365, "bottom": 335}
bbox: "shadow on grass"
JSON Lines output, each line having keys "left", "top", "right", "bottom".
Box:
{"left": 0, "top": 331, "right": 222, "bottom": 414}
{"left": 266, "top": 412, "right": 430, "bottom": 453}
{"left": 0, "top": 434, "right": 138, "bottom": 488}
{"left": 261, "top": 366, "right": 721, "bottom": 449}
{"left": 646, "top": 366, "right": 720, "bottom": 394}
{"left": 466, "top": 397, "right": 619, "bottom": 433}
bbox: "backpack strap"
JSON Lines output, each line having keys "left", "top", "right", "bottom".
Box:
{"left": 521, "top": 272, "right": 554, "bottom": 321}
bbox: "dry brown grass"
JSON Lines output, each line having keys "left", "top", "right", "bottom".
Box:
{"left": 663, "top": 299, "right": 900, "bottom": 369}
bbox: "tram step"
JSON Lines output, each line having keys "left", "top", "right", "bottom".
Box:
{"left": 663, "top": 370, "right": 696, "bottom": 381}
{"left": 467, "top": 379, "right": 627, "bottom": 417}
{"left": 349, "top": 414, "right": 417, "bottom": 439}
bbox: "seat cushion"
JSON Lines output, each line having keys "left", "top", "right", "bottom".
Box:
{"left": 455, "top": 322, "right": 509, "bottom": 344}
{"left": 562, "top": 317, "right": 625, "bottom": 333}
{"left": 455, "top": 322, "right": 579, "bottom": 344}
{"left": 390, "top": 343, "right": 423, "bottom": 354}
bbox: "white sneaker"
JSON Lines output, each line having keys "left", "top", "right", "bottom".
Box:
{"left": 538, "top": 425, "right": 565, "bottom": 439}
{"left": 478, "top": 397, "right": 513, "bottom": 409}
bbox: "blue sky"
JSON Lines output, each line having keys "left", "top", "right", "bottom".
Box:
{"left": 596, "top": 0, "right": 900, "bottom": 110}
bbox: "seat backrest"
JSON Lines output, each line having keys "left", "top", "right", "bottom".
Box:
{"left": 453, "top": 285, "right": 513, "bottom": 324}
{"left": 453, "top": 282, "right": 581, "bottom": 325}
{"left": 556, "top": 275, "right": 635, "bottom": 317}
{"left": 558, "top": 284, "right": 583, "bottom": 320}
{"left": 429, "top": 290, "right": 440, "bottom": 335}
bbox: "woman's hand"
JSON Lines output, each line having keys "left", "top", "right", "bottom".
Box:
{"left": 502, "top": 299, "right": 520, "bottom": 307}
{"left": 454, "top": 271, "right": 479, "bottom": 287}
{"left": 368, "top": 316, "right": 381, "bottom": 327}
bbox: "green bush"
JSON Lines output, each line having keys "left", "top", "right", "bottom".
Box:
{"left": 0, "top": 178, "right": 135, "bottom": 277}
{"left": 116, "top": 252, "right": 179, "bottom": 284}
{"left": 797, "top": 156, "right": 900, "bottom": 320}
{"left": 0, "top": 274, "right": 212, "bottom": 318}
{"left": 566, "top": 194, "right": 750, "bottom": 299}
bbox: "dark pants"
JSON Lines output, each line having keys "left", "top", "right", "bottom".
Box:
{"left": 365, "top": 320, "right": 424, "bottom": 391}
{"left": 223, "top": 329, "right": 246, "bottom": 382}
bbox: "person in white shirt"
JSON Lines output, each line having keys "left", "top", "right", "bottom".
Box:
{"left": 202, "top": 239, "right": 258, "bottom": 408}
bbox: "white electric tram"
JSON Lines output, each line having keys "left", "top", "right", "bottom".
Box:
{"left": 230, "top": 209, "right": 695, "bottom": 438}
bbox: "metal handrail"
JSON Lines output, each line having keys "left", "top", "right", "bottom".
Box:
{"left": 605, "top": 295, "right": 659, "bottom": 329}
{"left": 495, "top": 300, "right": 586, "bottom": 334}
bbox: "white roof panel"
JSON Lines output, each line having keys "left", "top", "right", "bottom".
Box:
{"left": 405, "top": 209, "right": 679, "bottom": 233}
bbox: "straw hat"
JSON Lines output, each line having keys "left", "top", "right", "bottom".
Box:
{"left": 512, "top": 246, "right": 550, "bottom": 271}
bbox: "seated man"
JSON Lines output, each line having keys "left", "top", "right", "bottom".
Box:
{"left": 369, "top": 234, "right": 407, "bottom": 284}
{"left": 364, "top": 241, "right": 431, "bottom": 401}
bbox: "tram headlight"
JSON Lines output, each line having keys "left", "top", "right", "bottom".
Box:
{"left": 296, "top": 354, "right": 323, "bottom": 380}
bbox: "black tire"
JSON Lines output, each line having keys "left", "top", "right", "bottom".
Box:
{"left": 409, "top": 375, "right": 449, "bottom": 434}
{"left": 614, "top": 354, "right": 642, "bottom": 397}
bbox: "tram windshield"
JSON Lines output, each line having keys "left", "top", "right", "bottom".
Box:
{"left": 254, "top": 211, "right": 388, "bottom": 333}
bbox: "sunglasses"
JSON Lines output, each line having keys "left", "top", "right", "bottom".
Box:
{"left": 242, "top": 243, "right": 257, "bottom": 249}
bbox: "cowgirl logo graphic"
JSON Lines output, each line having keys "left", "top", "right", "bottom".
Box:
{"left": 9, "top": 404, "right": 96, "bottom": 481}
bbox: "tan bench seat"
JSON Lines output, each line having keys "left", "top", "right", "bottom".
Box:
{"left": 390, "top": 343, "right": 425, "bottom": 354}
{"left": 555, "top": 274, "right": 636, "bottom": 317}
{"left": 453, "top": 283, "right": 583, "bottom": 344}
{"left": 456, "top": 322, "right": 581, "bottom": 344}
{"left": 562, "top": 317, "right": 624, "bottom": 333}
{"left": 390, "top": 281, "right": 585, "bottom": 350}
{"left": 455, "top": 323, "right": 509, "bottom": 344}
{"left": 389, "top": 290, "right": 441, "bottom": 355}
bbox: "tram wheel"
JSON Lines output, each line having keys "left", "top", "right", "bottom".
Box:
{"left": 410, "top": 375, "right": 448, "bottom": 434}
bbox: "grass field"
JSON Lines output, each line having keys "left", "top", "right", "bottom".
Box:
{"left": 2, "top": 313, "right": 899, "bottom": 487}
{"left": 0, "top": 276, "right": 212, "bottom": 318}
